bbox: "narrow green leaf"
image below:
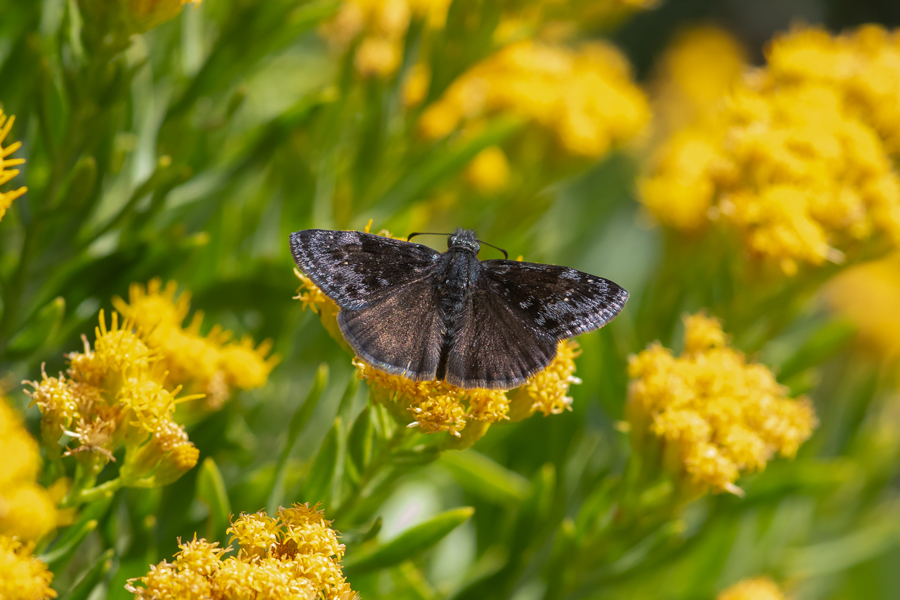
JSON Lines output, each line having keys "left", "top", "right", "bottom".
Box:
{"left": 40, "top": 520, "right": 98, "bottom": 570}
{"left": 197, "top": 457, "right": 231, "bottom": 543}
{"left": 775, "top": 320, "right": 857, "bottom": 381}
{"left": 440, "top": 450, "right": 530, "bottom": 505}
{"left": 300, "top": 417, "right": 343, "bottom": 507}
{"left": 52, "top": 154, "right": 97, "bottom": 212}
{"left": 59, "top": 548, "right": 115, "bottom": 600}
{"left": 347, "top": 406, "right": 374, "bottom": 478}
{"left": 6, "top": 297, "right": 65, "bottom": 359}
{"left": 267, "top": 364, "right": 329, "bottom": 514}
{"left": 343, "top": 507, "right": 475, "bottom": 576}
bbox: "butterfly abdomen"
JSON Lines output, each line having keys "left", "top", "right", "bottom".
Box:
{"left": 434, "top": 247, "right": 481, "bottom": 381}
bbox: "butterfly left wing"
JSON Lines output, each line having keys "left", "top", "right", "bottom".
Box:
{"left": 290, "top": 229, "right": 441, "bottom": 309}
{"left": 444, "top": 260, "right": 628, "bottom": 389}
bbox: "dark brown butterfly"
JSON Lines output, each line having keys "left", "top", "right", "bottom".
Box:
{"left": 290, "top": 228, "right": 628, "bottom": 390}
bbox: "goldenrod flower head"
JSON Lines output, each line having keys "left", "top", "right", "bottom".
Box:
{"left": 322, "top": 0, "right": 450, "bottom": 78}
{"left": 0, "top": 535, "right": 56, "bottom": 600}
{"left": 114, "top": 279, "right": 278, "bottom": 411}
{"left": 0, "top": 398, "right": 58, "bottom": 542}
{"left": 419, "top": 39, "right": 649, "bottom": 157}
{"left": 128, "top": 504, "right": 355, "bottom": 600}
{"left": 464, "top": 146, "right": 511, "bottom": 194}
{"left": 0, "top": 110, "right": 26, "bottom": 223}
{"left": 640, "top": 25, "right": 900, "bottom": 275}
{"left": 718, "top": 576, "right": 786, "bottom": 600}
{"left": 826, "top": 252, "right": 900, "bottom": 360}
{"left": 627, "top": 313, "right": 817, "bottom": 495}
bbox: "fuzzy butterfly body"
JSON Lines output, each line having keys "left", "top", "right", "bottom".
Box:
{"left": 290, "top": 228, "right": 628, "bottom": 390}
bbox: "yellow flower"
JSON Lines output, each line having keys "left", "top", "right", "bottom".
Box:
{"left": 825, "top": 252, "right": 900, "bottom": 360}
{"left": 0, "top": 397, "right": 58, "bottom": 542}
{"left": 113, "top": 279, "right": 278, "bottom": 411}
{"left": 418, "top": 39, "right": 649, "bottom": 158}
{"left": 0, "top": 110, "right": 27, "bottom": 223}
{"left": 640, "top": 25, "right": 900, "bottom": 275}
{"left": 718, "top": 576, "right": 786, "bottom": 600}
{"left": 0, "top": 535, "right": 56, "bottom": 600}
{"left": 321, "top": 0, "right": 451, "bottom": 78}
{"left": 627, "top": 313, "right": 816, "bottom": 496}
{"left": 464, "top": 146, "right": 511, "bottom": 194}
{"left": 127, "top": 504, "right": 355, "bottom": 600}
{"left": 25, "top": 311, "right": 202, "bottom": 489}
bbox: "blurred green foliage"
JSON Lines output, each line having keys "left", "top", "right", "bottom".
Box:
{"left": 2, "top": 0, "right": 900, "bottom": 599}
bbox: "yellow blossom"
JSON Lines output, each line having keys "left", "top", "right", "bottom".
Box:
{"left": 25, "top": 310, "right": 203, "bottom": 490}
{"left": 0, "top": 535, "right": 56, "bottom": 600}
{"left": 718, "top": 576, "right": 786, "bottom": 600}
{"left": 627, "top": 313, "right": 817, "bottom": 495}
{"left": 113, "top": 279, "right": 278, "bottom": 411}
{"left": 127, "top": 504, "right": 355, "bottom": 600}
{"left": 640, "top": 25, "right": 900, "bottom": 275}
{"left": 0, "top": 397, "right": 58, "bottom": 542}
{"left": 464, "top": 146, "right": 511, "bottom": 194}
{"left": 825, "top": 252, "right": 900, "bottom": 360}
{"left": 0, "top": 110, "right": 27, "bottom": 223}
{"left": 418, "top": 39, "right": 649, "bottom": 158}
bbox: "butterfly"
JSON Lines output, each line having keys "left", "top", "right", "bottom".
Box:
{"left": 290, "top": 228, "right": 628, "bottom": 390}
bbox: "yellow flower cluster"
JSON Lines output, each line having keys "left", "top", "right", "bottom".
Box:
{"left": 640, "top": 25, "right": 900, "bottom": 275}
{"left": 25, "top": 311, "right": 201, "bottom": 487}
{"left": 321, "top": 0, "right": 451, "bottom": 77}
{"left": 0, "top": 110, "right": 27, "bottom": 223}
{"left": 418, "top": 39, "right": 649, "bottom": 158}
{"left": 113, "top": 279, "right": 278, "bottom": 412}
{"left": 0, "top": 536, "right": 56, "bottom": 600}
{"left": 127, "top": 504, "right": 355, "bottom": 600}
{"left": 296, "top": 269, "right": 582, "bottom": 437}
{"left": 0, "top": 397, "right": 58, "bottom": 542}
{"left": 718, "top": 576, "right": 786, "bottom": 600}
{"left": 826, "top": 251, "right": 900, "bottom": 360}
{"left": 627, "top": 314, "right": 816, "bottom": 495}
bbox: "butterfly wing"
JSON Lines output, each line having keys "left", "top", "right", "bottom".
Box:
{"left": 445, "top": 260, "right": 628, "bottom": 389}
{"left": 338, "top": 276, "right": 443, "bottom": 381}
{"left": 290, "top": 229, "right": 441, "bottom": 309}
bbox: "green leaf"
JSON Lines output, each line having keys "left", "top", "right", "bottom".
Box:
{"left": 59, "top": 548, "right": 115, "bottom": 600}
{"left": 774, "top": 320, "right": 857, "bottom": 381}
{"left": 52, "top": 154, "right": 97, "bottom": 212}
{"left": 6, "top": 296, "right": 65, "bottom": 359}
{"left": 440, "top": 450, "right": 530, "bottom": 505}
{"left": 267, "top": 364, "right": 329, "bottom": 514}
{"left": 39, "top": 519, "right": 98, "bottom": 571}
{"left": 347, "top": 406, "right": 374, "bottom": 480}
{"left": 300, "top": 416, "right": 344, "bottom": 507}
{"left": 197, "top": 457, "right": 231, "bottom": 543}
{"left": 343, "top": 507, "right": 475, "bottom": 576}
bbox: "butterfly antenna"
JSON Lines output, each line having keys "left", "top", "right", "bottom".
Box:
{"left": 478, "top": 240, "right": 508, "bottom": 259}
{"left": 407, "top": 232, "right": 451, "bottom": 242}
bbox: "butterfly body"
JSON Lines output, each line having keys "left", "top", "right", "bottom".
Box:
{"left": 290, "top": 228, "right": 628, "bottom": 390}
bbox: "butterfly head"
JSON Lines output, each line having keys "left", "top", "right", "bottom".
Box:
{"left": 448, "top": 228, "right": 480, "bottom": 255}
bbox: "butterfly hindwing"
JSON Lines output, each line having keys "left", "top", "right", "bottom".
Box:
{"left": 445, "top": 283, "right": 560, "bottom": 390}
{"left": 290, "top": 229, "right": 441, "bottom": 309}
{"left": 338, "top": 277, "right": 443, "bottom": 381}
{"left": 479, "top": 260, "right": 629, "bottom": 340}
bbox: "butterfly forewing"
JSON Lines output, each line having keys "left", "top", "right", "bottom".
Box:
{"left": 338, "top": 277, "right": 443, "bottom": 381}
{"left": 480, "top": 260, "right": 629, "bottom": 340}
{"left": 290, "top": 230, "right": 440, "bottom": 309}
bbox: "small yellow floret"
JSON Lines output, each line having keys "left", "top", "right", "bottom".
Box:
{"left": 718, "top": 576, "right": 786, "bottom": 600}
{"left": 0, "top": 110, "right": 27, "bottom": 223}
{"left": 0, "top": 535, "right": 57, "bottom": 600}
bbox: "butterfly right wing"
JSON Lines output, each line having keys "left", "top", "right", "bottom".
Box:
{"left": 290, "top": 229, "right": 441, "bottom": 309}
{"left": 338, "top": 276, "right": 444, "bottom": 382}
